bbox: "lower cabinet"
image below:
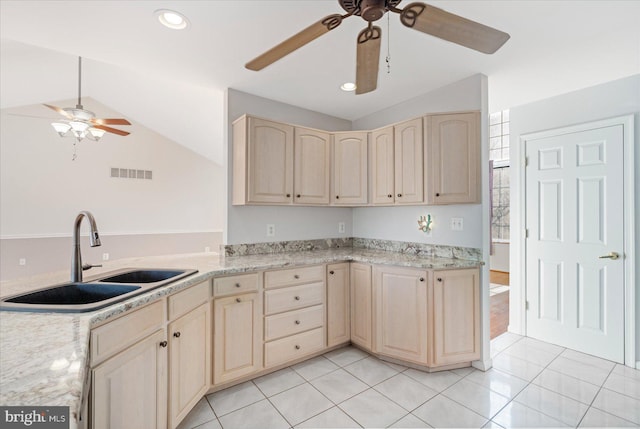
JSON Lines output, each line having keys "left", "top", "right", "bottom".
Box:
{"left": 428, "top": 268, "right": 480, "bottom": 367}
{"left": 350, "top": 262, "right": 372, "bottom": 351}
{"left": 213, "top": 292, "right": 263, "bottom": 384}
{"left": 373, "top": 265, "right": 428, "bottom": 365}
{"left": 92, "top": 330, "right": 168, "bottom": 429}
{"left": 326, "top": 263, "right": 350, "bottom": 347}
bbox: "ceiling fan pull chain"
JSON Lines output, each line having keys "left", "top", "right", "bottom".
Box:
{"left": 77, "top": 56, "right": 83, "bottom": 109}
{"left": 72, "top": 141, "right": 77, "bottom": 161}
{"left": 385, "top": 12, "right": 391, "bottom": 73}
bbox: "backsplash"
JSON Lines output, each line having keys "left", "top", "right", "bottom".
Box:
{"left": 223, "top": 237, "right": 481, "bottom": 261}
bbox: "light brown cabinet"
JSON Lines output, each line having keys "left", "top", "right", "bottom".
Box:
{"left": 332, "top": 132, "right": 368, "bottom": 205}
{"left": 294, "top": 127, "right": 331, "bottom": 204}
{"left": 428, "top": 268, "right": 480, "bottom": 367}
{"left": 373, "top": 265, "right": 428, "bottom": 365}
{"left": 326, "top": 263, "right": 350, "bottom": 347}
{"left": 233, "top": 116, "right": 294, "bottom": 205}
{"left": 425, "top": 112, "right": 480, "bottom": 204}
{"left": 350, "top": 262, "right": 372, "bottom": 351}
{"left": 370, "top": 118, "right": 424, "bottom": 205}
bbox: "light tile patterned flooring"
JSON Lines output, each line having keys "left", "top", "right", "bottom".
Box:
{"left": 178, "top": 333, "right": 640, "bottom": 428}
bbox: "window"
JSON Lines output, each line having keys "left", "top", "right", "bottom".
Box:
{"left": 490, "top": 110, "right": 510, "bottom": 242}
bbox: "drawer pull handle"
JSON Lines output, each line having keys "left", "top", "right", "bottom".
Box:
{"left": 295, "top": 345, "right": 301, "bottom": 350}
{"left": 295, "top": 320, "right": 301, "bottom": 325}
{"left": 419, "top": 277, "right": 424, "bottom": 282}
{"left": 294, "top": 296, "right": 300, "bottom": 301}
{"left": 296, "top": 194, "right": 301, "bottom": 198}
{"left": 388, "top": 194, "right": 393, "bottom": 198}
{"left": 159, "top": 341, "right": 168, "bottom": 348}
{"left": 397, "top": 193, "right": 402, "bottom": 197}
{"left": 329, "top": 270, "right": 334, "bottom": 275}
{"left": 286, "top": 193, "right": 291, "bottom": 198}
{"left": 235, "top": 283, "right": 241, "bottom": 288}
{"left": 436, "top": 192, "right": 440, "bottom": 197}
{"left": 173, "top": 332, "right": 181, "bottom": 338}
{"left": 294, "top": 274, "right": 300, "bottom": 279}
{"left": 336, "top": 195, "right": 340, "bottom": 199}
{"left": 236, "top": 298, "right": 241, "bottom": 303}
{"left": 437, "top": 277, "right": 443, "bottom": 282}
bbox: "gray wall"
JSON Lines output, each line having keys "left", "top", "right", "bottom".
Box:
{"left": 508, "top": 74, "right": 640, "bottom": 363}
{"left": 225, "top": 89, "right": 353, "bottom": 244}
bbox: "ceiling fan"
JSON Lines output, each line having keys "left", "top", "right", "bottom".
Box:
{"left": 246, "top": 0, "right": 510, "bottom": 94}
{"left": 46, "top": 56, "right": 131, "bottom": 141}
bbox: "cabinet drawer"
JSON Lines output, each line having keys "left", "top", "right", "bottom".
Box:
{"left": 265, "top": 265, "right": 324, "bottom": 289}
{"left": 168, "top": 281, "right": 210, "bottom": 320}
{"left": 264, "top": 328, "right": 325, "bottom": 368}
{"left": 214, "top": 273, "right": 259, "bottom": 296}
{"left": 264, "top": 282, "right": 324, "bottom": 315}
{"left": 264, "top": 305, "right": 324, "bottom": 341}
{"left": 91, "top": 300, "right": 165, "bottom": 366}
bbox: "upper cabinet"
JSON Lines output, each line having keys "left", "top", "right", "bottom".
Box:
{"left": 425, "top": 112, "right": 480, "bottom": 204}
{"left": 233, "top": 116, "right": 293, "bottom": 205}
{"left": 370, "top": 126, "right": 395, "bottom": 205}
{"left": 332, "top": 132, "right": 368, "bottom": 205}
{"left": 294, "top": 127, "right": 331, "bottom": 205}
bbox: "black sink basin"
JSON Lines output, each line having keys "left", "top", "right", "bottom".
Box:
{"left": 5, "top": 283, "right": 140, "bottom": 305}
{"left": 98, "top": 269, "right": 188, "bottom": 284}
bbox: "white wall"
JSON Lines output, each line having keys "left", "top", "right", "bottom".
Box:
{"left": 508, "top": 74, "right": 640, "bottom": 362}
{"left": 225, "top": 89, "right": 353, "bottom": 244}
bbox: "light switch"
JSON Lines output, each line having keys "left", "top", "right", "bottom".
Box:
{"left": 450, "top": 217, "right": 464, "bottom": 231}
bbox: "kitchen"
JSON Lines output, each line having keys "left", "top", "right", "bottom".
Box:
{"left": 1, "top": 1, "right": 639, "bottom": 428}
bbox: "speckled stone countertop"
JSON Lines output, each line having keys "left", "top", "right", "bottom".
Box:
{"left": 0, "top": 247, "right": 481, "bottom": 426}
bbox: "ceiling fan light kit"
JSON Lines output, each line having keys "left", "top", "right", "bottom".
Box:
{"left": 246, "top": 0, "right": 510, "bottom": 94}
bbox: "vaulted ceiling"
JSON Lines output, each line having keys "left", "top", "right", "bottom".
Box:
{"left": 1, "top": 1, "right": 638, "bottom": 164}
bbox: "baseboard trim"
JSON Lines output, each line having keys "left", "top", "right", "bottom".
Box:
{"left": 472, "top": 358, "right": 493, "bottom": 371}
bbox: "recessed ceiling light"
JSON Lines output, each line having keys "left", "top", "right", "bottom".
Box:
{"left": 155, "top": 9, "right": 189, "bottom": 30}
{"left": 340, "top": 82, "right": 357, "bottom": 92}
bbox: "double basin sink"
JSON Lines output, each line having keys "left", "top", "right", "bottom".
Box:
{"left": 0, "top": 268, "right": 198, "bottom": 313}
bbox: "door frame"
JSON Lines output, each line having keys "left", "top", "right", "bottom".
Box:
{"left": 518, "top": 115, "right": 635, "bottom": 367}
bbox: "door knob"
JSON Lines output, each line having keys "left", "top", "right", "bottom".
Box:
{"left": 599, "top": 252, "right": 620, "bottom": 260}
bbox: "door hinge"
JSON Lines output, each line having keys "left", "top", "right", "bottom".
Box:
{"left": 524, "top": 156, "right": 529, "bottom": 167}
{"left": 525, "top": 301, "right": 530, "bottom": 311}
{"left": 525, "top": 229, "right": 529, "bottom": 238}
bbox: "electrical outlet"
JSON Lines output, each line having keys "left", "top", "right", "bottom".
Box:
{"left": 204, "top": 246, "right": 211, "bottom": 253}
{"left": 338, "top": 222, "right": 346, "bottom": 234}
{"left": 450, "top": 217, "right": 464, "bottom": 231}
{"left": 19, "top": 258, "right": 26, "bottom": 266}
{"left": 102, "top": 253, "right": 110, "bottom": 261}
{"left": 266, "top": 224, "right": 276, "bottom": 237}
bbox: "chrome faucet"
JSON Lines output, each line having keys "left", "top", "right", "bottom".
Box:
{"left": 71, "top": 211, "right": 102, "bottom": 283}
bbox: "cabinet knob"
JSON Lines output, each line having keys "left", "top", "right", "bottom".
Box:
{"left": 437, "top": 277, "right": 443, "bottom": 282}
{"left": 294, "top": 296, "right": 301, "bottom": 301}
{"left": 173, "top": 332, "right": 181, "bottom": 338}
{"left": 419, "top": 277, "right": 425, "bottom": 282}
{"left": 295, "top": 320, "right": 301, "bottom": 325}
{"left": 388, "top": 194, "right": 393, "bottom": 198}
{"left": 235, "top": 283, "right": 241, "bottom": 288}
{"left": 159, "top": 341, "right": 168, "bottom": 348}
{"left": 397, "top": 193, "right": 402, "bottom": 197}
{"left": 294, "top": 274, "right": 300, "bottom": 279}
{"left": 286, "top": 193, "right": 291, "bottom": 198}
{"left": 329, "top": 270, "right": 334, "bottom": 275}
{"left": 236, "top": 297, "right": 241, "bottom": 303}
{"left": 295, "top": 345, "right": 301, "bottom": 350}
{"left": 296, "top": 194, "right": 301, "bottom": 198}
{"left": 336, "top": 195, "right": 340, "bottom": 199}
{"left": 435, "top": 193, "right": 440, "bottom": 197}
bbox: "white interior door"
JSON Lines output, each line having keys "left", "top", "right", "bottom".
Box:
{"left": 525, "top": 123, "right": 625, "bottom": 362}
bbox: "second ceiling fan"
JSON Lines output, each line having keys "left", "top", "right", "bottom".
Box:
{"left": 246, "top": 0, "right": 510, "bottom": 94}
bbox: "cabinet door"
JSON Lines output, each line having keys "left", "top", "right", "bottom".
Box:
{"left": 370, "top": 127, "right": 395, "bottom": 205}
{"left": 332, "top": 132, "right": 368, "bottom": 205}
{"left": 169, "top": 303, "right": 211, "bottom": 429}
{"left": 214, "top": 292, "right": 263, "bottom": 384}
{"left": 373, "top": 266, "right": 428, "bottom": 365}
{"left": 294, "top": 127, "right": 331, "bottom": 204}
{"left": 350, "top": 263, "right": 372, "bottom": 350}
{"left": 92, "top": 330, "right": 167, "bottom": 429}
{"left": 426, "top": 112, "right": 480, "bottom": 204}
{"left": 429, "top": 269, "right": 480, "bottom": 366}
{"left": 394, "top": 118, "right": 424, "bottom": 204}
{"left": 247, "top": 117, "right": 294, "bottom": 204}
{"left": 327, "top": 263, "right": 350, "bottom": 347}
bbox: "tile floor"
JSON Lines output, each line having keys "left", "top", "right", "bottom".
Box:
{"left": 178, "top": 333, "right": 640, "bottom": 428}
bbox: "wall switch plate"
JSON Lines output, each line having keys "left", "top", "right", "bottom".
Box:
{"left": 338, "top": 222, "right": 346, "bottom": 234}
{"left": 266, "top": 224, "right": 276, "bottom": 237}
{"left": 450, "top": 217, "right": 464, "bottom": 231}
{"left": 19, "top": 258, "right": 26, "bottom": 266}
{"left": 102, "top": 253, "right": 110, "bottom": 261}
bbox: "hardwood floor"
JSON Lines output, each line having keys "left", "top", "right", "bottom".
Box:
{"left": 490, "top": 270, "right": 510, "bottom": 339}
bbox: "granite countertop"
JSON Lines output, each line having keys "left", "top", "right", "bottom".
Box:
{"left": 0, "top": 247, "right": 481, "bottom": 426}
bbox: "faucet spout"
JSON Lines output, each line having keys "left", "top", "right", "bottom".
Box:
{"left": 71, "top": 211, "right": 101, "bottom": 283}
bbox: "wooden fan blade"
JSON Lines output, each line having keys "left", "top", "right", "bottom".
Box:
{"left": 91, "top": 118, "right": 131, "bottom": 126}
{"left": 246, "top": 14, "right": 346, "bottom": 71}
{"left": 355, "top": 25, "right": 382, "bottom": 95}
{"left": 43, "top": 104, "right": 73, "bottom": 119}
{"left": 92, "top": 124, "right": 130, "bottom": 136}
{"left": 399, "top": 3, "right": 510, "bottom": 54}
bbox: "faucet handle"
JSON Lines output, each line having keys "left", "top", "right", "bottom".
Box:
{"left": 82, "top": 263, "right": 102, "bottom": 271}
